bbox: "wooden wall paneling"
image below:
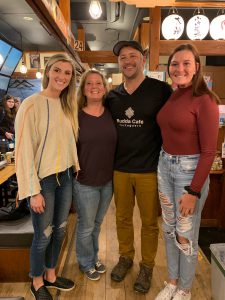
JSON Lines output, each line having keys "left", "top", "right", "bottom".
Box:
{"left": 149, "top": 7, "right": 160, "bottom": 71}
{"left": 109, "top": 0, "right": 225, "bottom": 8}
{"left": 79, "top": 51, "right": 117, "bottom": 64}
{"left": 140, "top": 22, "right": 149, "bottom": 50}
{"left": 201, "top": 127, "right": 225, "bottom": 227}
{"left": 133, "top": 25, "right": 140, "bottom": 42}
{"left": 77, "top": 28, "right": 85, "bottom": 47}
{"left": 159, "top": 40, "right": 225, "bottom": 56}
{"left": 59, "top": 0, "right": 71, "bottom": 29}
{"left": 219, "top": 174, "right": 225, "bottom": 228}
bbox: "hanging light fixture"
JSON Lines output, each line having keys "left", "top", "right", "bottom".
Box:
{"left": 89, "top": 1, "right": 102, "bottom": 19}
{"left": 19, "top": 33, "right": 27, "bottom": 74}
{"left": 210, "top": 9, "right": 225, "bottom": 40}
{"left": 20, "top": 57, "right": 27, "bottom": 74}
{"left": 186, "top": 8, "right": 210, "bottom": 40}
{"left": 36, "top": 70, "right": 42, "bottom": 79}
{"left": 161, "top": 7, "right": 184, "bottom": 40}
{"left": 35, "top": 51, "right": 42, "bottom": 79}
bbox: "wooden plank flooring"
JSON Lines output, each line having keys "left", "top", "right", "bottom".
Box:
{"left": 0, "top": 201, "right": 212, "bottom": 299}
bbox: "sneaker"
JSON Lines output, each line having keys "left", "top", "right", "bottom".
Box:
{"left": 43, "top": 277, "right": 75, "bottom": 291}
{"left": 30, "top": 284, "right": 53, "bottom": 300}
{"left": 133, "top": 264, "right": 153, "bottom": 293}
{"left": 95, "top": 260, "right": 106, "bottom": 274}
{"left": 155, "top": 281, "right": 177, "bottom": 300}
{"left": 85, "top": 268, "right": 101, "bottom": 281}
{"left": 111, "top": 256, "right": 133, "bottom": 282}
{"left": 173, "top": 289, "right": 191, "bottom": 300}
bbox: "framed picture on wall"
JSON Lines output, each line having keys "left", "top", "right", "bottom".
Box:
{"left": 30, "top": 54, "right": 40, "bottom": 69}
{"left": 44, "top": 57, "right": 51, "bottom": 66}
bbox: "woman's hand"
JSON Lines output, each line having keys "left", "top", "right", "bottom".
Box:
{"left": 30, "top": 193, "right": 45, "bottom": 214}
{"left": 179, "top": 193, "right": 197, "bottom": 217}
{"left": 5, "top": 132, "right": 14, "bottom": 140}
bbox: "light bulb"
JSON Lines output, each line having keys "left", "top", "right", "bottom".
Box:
{"left": 0, "top": 54, "right": 4, "bottom": 66}
{"left": 108, "top": 77, "right": 112, "bottom": 83}
{"left": 89, "top": 1, "right": 102, "bottom": 19}
{"left": 36, "top": 71, "right": 42, "bottom": 79}
{"left": 20, "top": 63, "right": 27, "bottom": 74}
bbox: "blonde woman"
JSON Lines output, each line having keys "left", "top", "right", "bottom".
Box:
{"left": 15, "top": 54, "right": 79, "bottom": 300}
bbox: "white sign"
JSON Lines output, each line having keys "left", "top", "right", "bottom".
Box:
{"left": 161, "top": 14, "right": 184, "bottom": 40}
{"left": 186, "top": 15, "right": 209, "bottom": 40}
{"left": 210, "top": 15, "right": 225, "bottom": 40}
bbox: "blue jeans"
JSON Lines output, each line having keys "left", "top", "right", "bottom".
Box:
{"left": 158, "top": 149, "right": 209, "bottom": 290}
{"left": 73, "top": 179, "right": 113, "bottom": 272}
{"left": 29, "top": 168, "right": 73, "bottom": 277}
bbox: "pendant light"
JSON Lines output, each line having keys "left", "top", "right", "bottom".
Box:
{"left": 161, "top": 8, "right": 184, "bottom": 40}
{"left": 89, "top": 1, "right": 102, "bottom": 19}
{"left": 210, "top": 10, "right": 225, "bottom": 40}
{"left": 35, "top": 51, "right": 42, "bottom": 79}
{"left": 19, "top": 33, "right": 27, "bottom": 74}
{"left": 20, "top": 57, "right": 27, "bottom": 74}
{"left": 186, "top": 8, "right": 210, "bottom": 40}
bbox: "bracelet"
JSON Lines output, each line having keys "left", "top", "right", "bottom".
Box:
{"left": 184, "top": 186, "right": 201, "bottom": 198}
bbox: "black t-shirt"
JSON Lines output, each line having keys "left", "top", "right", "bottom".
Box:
{"left": 105, "top": 76, "right": 172, "bottom": 173}
{"left": 77, "top": 108, "right": 117, "bottom": 186}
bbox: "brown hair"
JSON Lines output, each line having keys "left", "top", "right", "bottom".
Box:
{"left": 42, "top": 53, "right": 79, "bottom": 140}
{"left": 2, "top": 94, "right": 17, "bottom": 119}
{"left": 77, "top": 69, "right": 109, "bottom": 110}
{"left": 168, "top": 44, "right": 220, "bottom": 104}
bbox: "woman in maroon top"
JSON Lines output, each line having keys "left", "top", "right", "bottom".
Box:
{"left": 155, "top": 44, "right": 219, "bottom": 300}
{"left": 73, "top": 69, "right": 117, "bottom": 281}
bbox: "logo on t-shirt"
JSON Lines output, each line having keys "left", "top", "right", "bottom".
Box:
{"left": 116, "top": 106, "right": 144, "bottom": 128}
{"left": 125, "top": 107, "right": 134, "bottom": 119}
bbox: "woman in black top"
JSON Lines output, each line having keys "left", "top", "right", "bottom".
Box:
{"left": 0, "top": 94, "right": 17, "bottom": 140}
{"left": 73, "top": 69, "right": 117, "bottom": 281}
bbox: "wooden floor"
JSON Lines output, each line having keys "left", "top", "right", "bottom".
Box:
{"left": 0, "top": 201, "right": 212, "bottom": 299}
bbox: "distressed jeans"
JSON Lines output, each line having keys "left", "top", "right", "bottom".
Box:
{"left": 73, "top": 179, "right": 113, "bottom": 272}
{"left": 29, "top": 168, "right": 73, "bottom": 277}
{"left": 158, "top": 149, "right": 209, "bottom": 290}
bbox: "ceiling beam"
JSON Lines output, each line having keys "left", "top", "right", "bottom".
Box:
{"left": 159, "top": 40, "right": 225, "bottom": 56}
{"left": 109, "top": 0, "right": 225, "bottom": 8}
{"left": 79, "top": 51, "right": 117, "bottom": 64}
{"left": 78, "top": 41, "right": 225, "bottom": 64}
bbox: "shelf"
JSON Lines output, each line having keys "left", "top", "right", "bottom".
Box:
{"left": 210, "top": 169, "right": 225, "bottom": 175}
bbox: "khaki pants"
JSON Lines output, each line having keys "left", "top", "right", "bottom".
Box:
{"left": 113, "top": 170, "right": 159, "bottom": 268}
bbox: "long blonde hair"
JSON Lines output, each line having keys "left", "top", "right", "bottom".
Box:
{"left": 77, "top": 69, "right": 109, "bottom": 110}
{"left": 42, "top": 53, "right": 79, "bottom": 140}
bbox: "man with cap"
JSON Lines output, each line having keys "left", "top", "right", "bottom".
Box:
{"left": 105, "top": 40, "right": 172, "bottom": 293}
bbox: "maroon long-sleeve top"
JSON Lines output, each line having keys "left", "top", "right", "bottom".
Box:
{"left": 157, "top": 85, "right": 219, "bottom": 193}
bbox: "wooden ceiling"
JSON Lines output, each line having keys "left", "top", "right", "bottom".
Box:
{"left": 109, "top": 0, "right": 225, "bottom": 8}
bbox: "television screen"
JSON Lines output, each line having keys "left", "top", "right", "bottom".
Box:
{"left": 0, "top": 74, "right": 10, "bottom": 99}
{"left": 0, "top": 39, "right": 11, "bottom": 69}
{"left": 0, "top": 47, "right": 22, "bottom": 76}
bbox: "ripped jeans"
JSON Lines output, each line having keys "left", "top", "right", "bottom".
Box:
{"left": 158, "top": 149, "right": 209, "bottom": 290}
{"left": 29, "top": 168, "right": 73, "bottom": 277}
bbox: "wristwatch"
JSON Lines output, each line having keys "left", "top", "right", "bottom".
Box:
{"left": 184, "top": 186, "right": 201, "bottom": 199}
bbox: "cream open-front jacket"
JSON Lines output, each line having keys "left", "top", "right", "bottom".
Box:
{"left": 15, "top": 93, "right": 79, "bottom": 200}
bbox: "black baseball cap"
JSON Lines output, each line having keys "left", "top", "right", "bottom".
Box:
{"left": 113, "top": 40, "right": 145, "bottom": 56}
